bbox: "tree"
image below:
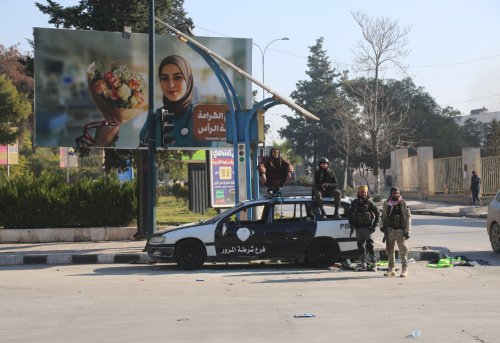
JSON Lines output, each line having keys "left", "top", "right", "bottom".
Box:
{"left": 350, "top": 11, "right": 411, "bottom": 194}
{"left": 35, "top": 0, "right": 193, "bottom": 35}
{"left": 0, "top": 75, "right": 32, "bottom": 145}
{"left": 0, "top": 44, "right": 35, "bottom": 156}
{"left": 279, "top": 37, "right": 341, "bottom": 174}
{"left": 483, "top": 119, "right": 500, "bottom": 157}
{"left": 0, "top": 45, "right": 34, "bottom": 97}
{"left": 460, "top": 117, "right": 486, "bottom": 148}
{"left": 319, "top": 79, "right": 364, "bottom": 190}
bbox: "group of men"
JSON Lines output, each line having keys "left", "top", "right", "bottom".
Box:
{"left": 258, "top": 148, "right": 412, "bottom": 277}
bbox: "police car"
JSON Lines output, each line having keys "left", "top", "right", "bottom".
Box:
{"left": 146, "top": 194, "right": 358, "bottom": 269}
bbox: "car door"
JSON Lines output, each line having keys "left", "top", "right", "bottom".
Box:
{"left": 265, "top": 201, "right": 316, "bottom": 257}
{"left": 214, "top": 203, "right": 272, "bottom": 259}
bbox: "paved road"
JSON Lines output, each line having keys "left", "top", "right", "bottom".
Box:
{"left": 2, "top": 214, "right": 499, "bottom": 343}
{"left": 1, "top": 260, "right": 499, "bottom": 343}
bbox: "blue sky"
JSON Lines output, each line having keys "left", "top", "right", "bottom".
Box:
{"left": 2, "top": 0, "right": 499, "bottom": 142}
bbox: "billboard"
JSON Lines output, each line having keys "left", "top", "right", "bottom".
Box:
{"left": 209, "top": 149, "right": 236, "bottom": 208}
{"left": 34, "top": 28, "right": 252, "bottom": 150}
{"left": 0, "top": 141, "right": 19, "bottom": 165}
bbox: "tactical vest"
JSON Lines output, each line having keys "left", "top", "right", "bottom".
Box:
{"left": 351, "top": 201, "right": 372, "bottom": 227}
{"left": 383, "top": 202, "right": 409, "bottom": 229}
{"left": 387, "top": 212, "right": 403, "bottom": 228}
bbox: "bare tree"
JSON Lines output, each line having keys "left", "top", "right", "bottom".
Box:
{"left": 350, "top": 11, "right": 412, "bottom": 194}
{"left": 319, "top": 94, "right": 364, "bottom": 191}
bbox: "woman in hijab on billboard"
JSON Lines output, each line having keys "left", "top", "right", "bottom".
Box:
{"left": 140, "top": 54, "right": 196, "bottom": 148}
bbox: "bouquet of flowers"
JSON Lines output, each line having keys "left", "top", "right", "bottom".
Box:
{"left": 87, "top": 61, "right": 147, "bottom": 123}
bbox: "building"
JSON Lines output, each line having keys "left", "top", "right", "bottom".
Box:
{"left": 454, "top": 107, "right": 500, "bottom": 126}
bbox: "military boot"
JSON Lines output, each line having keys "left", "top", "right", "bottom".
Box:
{"left": 369, "top": 255, "right": 377, "bottom": 271}
{"left": 333, "top": 206, "right": 341, "bottom": 219}
{"left": 384, "top": 268, "right": 396, "bottom": 277}
{"left": 400, "top": 267, "right": 408, "bottom": 277}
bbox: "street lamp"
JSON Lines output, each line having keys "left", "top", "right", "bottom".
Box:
{"left": 253, "top": 37, "right": 289, "bottom": 100}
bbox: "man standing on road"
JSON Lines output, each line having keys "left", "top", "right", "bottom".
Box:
{"left": 348, "top": 185, "right": 380, "bottom": 271}
{"left": 470, "top": 170, "right": 481, "bottom": 206}
{"left": 258, "top": 147, "right": 294, "bottom": 195}
{"left": 314, "top": 157, "right": 341, "bottom": 219}
{"left": 381, "top": 187, "right": 411, "bottom": 277}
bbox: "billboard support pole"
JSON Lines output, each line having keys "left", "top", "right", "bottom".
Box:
{"left": 145, "top": 0, "right": 157, "bottom": 239}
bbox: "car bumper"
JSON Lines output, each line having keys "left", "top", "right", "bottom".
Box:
{"left": 147, "top": 243, "right": 175, "bottom": 262}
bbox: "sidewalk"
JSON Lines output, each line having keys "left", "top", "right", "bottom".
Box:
{"left": 404, "top": 200, "right": 488, "bottom": 219}
{"left": 0, "top": 200, "right": 487, "bottom": 266}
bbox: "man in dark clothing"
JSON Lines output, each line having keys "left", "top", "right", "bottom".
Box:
{"left": 348, "top": 185, "right": 380, "bottom": 271}
{"left": 470, "top": 170, "right": 481, "bottom": 206}
{"left": 314, "top": 157, "right": 341, "bottom": 219}
{"left": 258, "top": 148, "right": 293, "bottom": 195}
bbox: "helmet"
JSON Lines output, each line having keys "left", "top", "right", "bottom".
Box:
{"left": 318, "top": 157, "right": 329, "bottom": 166}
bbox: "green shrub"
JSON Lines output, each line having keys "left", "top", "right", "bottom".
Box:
{"left": 0, "top": 172, "right": 136, "bottom": 229}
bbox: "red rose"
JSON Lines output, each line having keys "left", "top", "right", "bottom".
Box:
{"left": 93, "top": 79, "right": 108, "bottom": 94}
{"left": 104, "top": 71, "right": 120, "bottom": 88}
{"left": 128, "top": 78, "right": 141, "bottom": 91}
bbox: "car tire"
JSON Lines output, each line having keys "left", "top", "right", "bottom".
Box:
{"left": 307, "top": 239, "right": 338, "bottom": 268}
{"left": 490, "top": 223, "right": 500, "bottom": 253}
{"left": 175, "top": 240, "right": 206, "bottom": 270}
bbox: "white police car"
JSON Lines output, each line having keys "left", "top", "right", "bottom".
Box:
{"left": 146, "top": 195, "right": 358, "bottom": 269}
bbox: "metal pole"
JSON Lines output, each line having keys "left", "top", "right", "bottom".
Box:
{"left": 156, "top": 19, "right": 318, "bottom": 120}
{"left": 253, "top": 38, "right": 289, "bottom": 101}
{"left": 66, "top": 151, "right": 69, "bottom": 183}
{"left": 146, "top": 0, "right": 157, "bottom": 239}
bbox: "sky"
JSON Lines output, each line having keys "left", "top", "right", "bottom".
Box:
{"left": 1, "top": 0, "right": 499, "bottom": 143}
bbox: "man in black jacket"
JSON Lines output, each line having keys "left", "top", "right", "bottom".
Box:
{"left": 314, "top": 157, "right": 341, "bottom": 219}
{"left": 470, "top": 170, "right": 481, "bottom": 206}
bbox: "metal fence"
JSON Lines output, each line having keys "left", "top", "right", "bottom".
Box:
{"left": 433, "top": 156, "right": 463, "bottom": 194}
{"left": 480, "top": 156, "right": 500, "bottom": 195}
{"left": 402, "top": 156, "right": 419, "bottom": 191}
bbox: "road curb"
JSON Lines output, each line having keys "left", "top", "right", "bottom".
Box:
{"left": 0, "top": 253, "right": 153, "bottom": 266}
{"left": 0, "top": 249, "right": 446, "bottom": 267}
{"left": 411, "top": 210, "right": 487, "bottom": 219}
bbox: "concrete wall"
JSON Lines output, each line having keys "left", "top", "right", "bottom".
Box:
{"left": 391, "top": 149, "right": 408, "bottom": 189}
{"left": 0, "top": 227, "right": 137, "bottom": 243}
{"left": 417, "top": 147, "right": 433, "bottom": 198}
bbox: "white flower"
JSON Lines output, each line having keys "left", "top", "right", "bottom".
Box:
{"left": 117, "top": 84, "right": 132, "bottom": 101}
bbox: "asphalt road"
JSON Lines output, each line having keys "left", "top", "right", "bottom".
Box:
{"left": 1, "top": 215, "right": 499, "bottom": 343}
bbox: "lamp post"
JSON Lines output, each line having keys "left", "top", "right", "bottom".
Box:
{"left": 253, "top": 37, "right": 289, "bottom": 100}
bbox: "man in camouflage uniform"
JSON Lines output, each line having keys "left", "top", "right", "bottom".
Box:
{"left": 313, "top": 157, "right": 341, "bottom": 219}
{"left": 348, "top": 185, "right": 380, "bottom": 271}
{"left": 381, "top": 187, "right": 411, "bottom": 277}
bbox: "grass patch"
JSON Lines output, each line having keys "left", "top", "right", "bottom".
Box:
{"left": 156, "top": 196, "right": 219, "bottom": 227}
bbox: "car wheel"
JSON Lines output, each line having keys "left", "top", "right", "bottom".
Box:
{"left": 175, "top": 240, "right": 206, "bottom": 270}
{"left": 490, "top": 223, "right": 500, "bottom": 253}
{"left": 307, "top": 240, "right": 338, "bottom": 268}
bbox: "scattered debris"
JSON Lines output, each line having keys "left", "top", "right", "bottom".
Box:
{"left": 405, "top": 329, "right": 421, "bottom": 338}
{"left": 293, "top": 313, "right": 316, "bottom": 318}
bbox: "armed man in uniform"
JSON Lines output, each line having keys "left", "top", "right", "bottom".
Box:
{"left": 348, "top": 185, "right": 380, "bottom": 271}
{"left": 313, "top": 157, "right": 341, "bottom": 219}
{"left": 381, "top": 187, "right": 411, "bottom": 277}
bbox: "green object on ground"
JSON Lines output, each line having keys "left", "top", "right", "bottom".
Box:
{"left": 376, "top": 260, "right": 388, "bottom": 267}
{"left": 427, "top": 257, "right": 463, "bottom": 268}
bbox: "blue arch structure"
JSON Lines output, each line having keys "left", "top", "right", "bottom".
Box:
{"left": 184, "top": 41, "right": 283, "bottom": 205}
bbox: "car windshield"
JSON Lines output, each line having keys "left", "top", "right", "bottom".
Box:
{"left": 203, "top": 201, "right": 247, "bottom": 224}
